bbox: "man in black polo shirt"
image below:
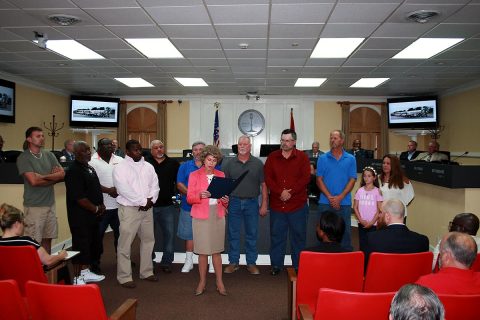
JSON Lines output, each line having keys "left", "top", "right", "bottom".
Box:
{"left": 222, "top": 135, "right": 268, "bottom": 275}
{"left": 146, "top": 140, "right": 180, "bottom": 273}
{"left": 65, "top": 141, "right": 106, "bottom": 284}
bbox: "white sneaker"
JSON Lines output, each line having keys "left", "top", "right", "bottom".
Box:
{"left": 73, "top": 276, "right": 86, "bottom": 285}
{"left": 208, "top": 257, "right": 215, "bottom": 274}
{"left": 81, "top": 269, "right": 105, "bottom": 283}
{"left": 181, "top": 260, "right": 194, "bottom": 273}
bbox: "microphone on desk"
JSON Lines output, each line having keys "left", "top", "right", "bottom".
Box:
{"left": 449, "top": 151, "right": 469, "bottom": 165}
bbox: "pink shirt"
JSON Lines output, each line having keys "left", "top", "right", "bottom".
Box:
{"left": 187, "top": 168, "right": 227, "bottom": 220}
{"left": 354, "top": 186, "right": 383, "bottom": 223}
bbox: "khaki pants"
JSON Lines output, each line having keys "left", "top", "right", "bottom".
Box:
{"left": 117, "top": 205, "right": 155, "bottom": 284}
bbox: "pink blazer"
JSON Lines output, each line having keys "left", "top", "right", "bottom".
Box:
{"left": 186, "top": 168, "right": 227, "bottom": 220}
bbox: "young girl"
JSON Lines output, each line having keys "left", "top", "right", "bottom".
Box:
{"left": 354, "top": 167, "right": 383, "bottom": 252}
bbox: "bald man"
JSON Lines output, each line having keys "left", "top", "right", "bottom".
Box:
{"left": 415, "top": 140, "right": 448, "bottom": 162}
{"left": 417, "top": 232, "right": 480, "bottom": 295}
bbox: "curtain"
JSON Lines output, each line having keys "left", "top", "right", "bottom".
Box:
{"left": 380, "top": 102, "right": 389, "bottom": 156}
{"left": 340, "top": 102, "right": 351, "bottom": 147}
{"left": 157, "top": 101, "right": 167, "bottom": 150}
{"left": 118, "top": 101, "right": 127, "bottom": 151}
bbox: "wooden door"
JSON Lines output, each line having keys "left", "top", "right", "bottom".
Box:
{"left": 127, "top": 107, "right": 157, "bottom": 148}
{"left": 349, "top": 107, "right": 382, "bottom": 158}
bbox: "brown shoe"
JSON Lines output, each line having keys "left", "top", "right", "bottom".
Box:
{"left": 142, "top": 275, "right": 158, "bottom": 282}
{"left": 224, "top": 264, "right": 239, "bottom": 274}
{"left": 120, "top": 281, "right": 136, "bottom": 288}
{"left": 247, "top": 264, "right": 260, "bottom": 275}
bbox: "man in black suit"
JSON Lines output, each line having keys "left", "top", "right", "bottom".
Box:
{"left": 61, "top": 139, "right": 75, "bottom": 161}
{"left": 366, "top": 199, "right": 429, "bottom": 258}
{"left": 347, "top": 139, "right": 372, "bottom": 158}
{"left": 399, "top": 140, "right": 420, "bottom": 161}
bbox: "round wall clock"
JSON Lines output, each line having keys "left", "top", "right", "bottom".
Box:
{"left": 238, "top": 109, "right": 265, "bottom": 137}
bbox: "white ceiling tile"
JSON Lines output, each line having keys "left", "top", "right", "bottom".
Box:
{"left": 350, "top": 49, "right": 399, "bottom": 59}
{"left": 454, "top": 39, "right": 480, "bottom": 50}
{"left": 206, "top": 0, "right": 268, "bottom": 4}
{"left": 387, "top": 4, "right": 464, "bottom": 24}
{"left": 107, "top": 26, "right": 166, "bottom": 38}
{"left": 215, "top": 25, "right": 268, "bottom": 38}
{"left": 434, "top": 50, "right": 480, "bottom": 60}
{"left": 229, "top": 59, "right": 265, "bottom": 67}
{"left": 224, "top": 50, "right": 266, "bottom": 59}
{"left": 268, "top": 50, "right": 310, "bottom": 59}
{"left": 171, "top": 38, "right": 221, "bottom": 50}
{"left": 181, "top": 50, "right": 226, "bottom": 59}
{"left": 0, "top": 41, "right": 45, "bottom": 52}
{"left": 320, "top": 23, "right": 379, "bottom": 38}
{"left": 111, "top": 59, "right": 153, "bottom": 67}
{"left": 96, "top": 49, "right": 144, "bottom": 59}
{"left": 301, "top": 66, "right": 338, "bottom": 74}
{"left": 0, "top": 0, "right": 15, "bottom": 9}
{"left": 360, "top": 38, "right": 415, "bottom": 50}
{"left": 446, "top": 4, "right": 480, "bottom": 23}
{"left": 188, "top": 59, "right": 228, "bottom": 66}
{"left": 71, "top": 0, "right": 140, "bottom": 8}
{"left": 19, "top": 51, "right": 72, "bottom": 61}
{"left": 13, "top": 0, "right": 76, "bottom": 9}
{"left": 271, "top": 3, "right": 334, "bottom": 23}
{"left": 0, "top": 53, "right": 29, "bottom": 61}
{"left": 372, "top": 23, "right": 435, "bottom": 37}
{"left": 79, "top": 39, "right": 131, "bottom": 50}
{"left": 267, "top": 66, "right": 302, "bottom": 74}
{"left": 268, "top": 38, "right": 317, "bottom": 50}
{"left": 219, "top": 38, "right": 267, "bottom": 50}
{"left": 150, "top": 59, "right": 193, "bottom": 67}
{"left": 343, "top": 58, "right": 387, "bottom": 66}
{"left": 0, "top": 29, "right": 23, "bottom": 41}
{"left": 267, "top": 58, "right": 307, "bottom": 66}
{"left": 0, "top": 10, "right": 47, "bottom": 27}
{"left": 208, "top": 4, "right": 269, "bottom": 24}
{"left": 161, "top": 25, "right": 216, "bottom": 38}
{"left": 6, "top": 27, "right": 69, "bottom": 41}
{"left": 305, "top": 59, "right": 346, "bottom": 67}
{"left": 139, "top": 0, "right": 203, "bottom": 5}
{"left": 330, "top": 3, "right": 399, "bottom": 23}
{"left": 424, "top": 24, "right": 480, "bottom": 38}
{"left": 56, "top": 26, "right": 117, "bottom": 39}
{"left": 270, "top": 24, "right": 323, "bottom": 38}
{"left": 146, "top": 6, "right": 211, "bottom": 25}
{"left": 84, "top": 8, "right": 154, "bottom": 26}
{"left": 24, "top": 8, "right": 101, "bottom": 26}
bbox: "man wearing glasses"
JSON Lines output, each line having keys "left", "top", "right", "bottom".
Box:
{"left": 264, "top": 129, "right": 311, "bottom": 275}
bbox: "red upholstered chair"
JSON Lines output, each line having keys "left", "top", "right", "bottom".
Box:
{"left": 0, "top": 246, "right": 47, "bottom": 296}
{"left": 298, "top": 288, "right": 395, "bottom": 320}
{"left": 26, "top": 281, "right": 138, "bottom": 320}
{"left": 288, "top": 251, "right": 365, "bottom": 320}
{"left": 470, "top": 253, "right": 480, "bottom": 272}
{"left": 364, "top": 252, "right": 433, "bottom": 293}
{"left": 0, "top": 280, "right": 29, "bottom": 320}
{"left": 438, "top": 294, "right": 480, "bottom": 320}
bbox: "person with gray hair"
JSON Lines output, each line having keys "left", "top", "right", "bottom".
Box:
{"left": 390, "top": 284, "right": 445, "bottom": 320}
{"left": 417, "top": 232, "right": 480, "bottom": 294}
{"left": 61, "top": 138, "right": 75, "bottom": 161}
{"left": 365, "top": 199, "right": 429, "bottom": 260}
{"left": 304, "top": 141, "right": 323, "bottom": 159}
{"left": 414, "top": 140, "right": 448, "bottom": 162}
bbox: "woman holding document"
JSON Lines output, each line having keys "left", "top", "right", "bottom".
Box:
{"left": 187, "top": 145, "right": 229, "bottom": 296}
{"left": 0, "top": 203, "right": 68, "bottom": 265}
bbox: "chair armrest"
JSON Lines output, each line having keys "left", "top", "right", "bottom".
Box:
{"left": 109, "top": 298, "right": 138, "bottom": 320}
{"left": 287, "top": 267, "right": 297, "bottom": 320}
{"left": 298, "top": 304, "right": 313, "bottom": 320}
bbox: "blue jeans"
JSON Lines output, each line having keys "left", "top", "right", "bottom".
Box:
{"left": 227, "top": 196, "right": 259, "bottom": 265}
{"left": 95, "top": 208, "right": 120, "bottom": 265}
{"left": 318, "top": 203, "right": 353, "bottom": 251}
{"left": 270, "top": 204, "right": 308, "bottom": 270}
{"left": 153, "top": 205, "right": 177, "bottom": 266}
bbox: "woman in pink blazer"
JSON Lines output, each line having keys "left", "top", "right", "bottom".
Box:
{"left": 187, "top": 145, "right": 229, "bottom": 296}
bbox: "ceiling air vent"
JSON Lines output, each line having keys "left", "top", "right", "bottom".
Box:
{"left": 406, "top": 10, "right": 439, "bottom": 23}
{"left": 48, "top": 14, "right": 82, "bottom": 26}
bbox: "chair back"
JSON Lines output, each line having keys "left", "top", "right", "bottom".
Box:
{"left": 26, "top": 281, "right": 110, "bottom": 320}
{"left": 296, "top": 251, "right": 364, "bottom": 318}
{"left": 438, "top": 294, "right": 480, "bottom": 320}
{"left": 313, "top": 288, "right": 395, "bottom": 320}
{"left": 364, "top": 252, "right": 433, "bottom": 292}
{"left": 470, "top": 253, "right": 480, "bottom": 272}
{"left": 0, "top": 280, "right": 29, "bottom": 320}
{"left": 0, "top": 246, "right": 47, "bottom": 295}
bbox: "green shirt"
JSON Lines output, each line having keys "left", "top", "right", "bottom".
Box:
{"left": 16, "top": 149, "right": 60, "bottom": 206}
{"left": 221, "top": 155, "right": 264, "bottom": 198}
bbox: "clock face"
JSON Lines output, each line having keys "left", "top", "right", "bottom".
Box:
{"left": 238, "top": 109, "right": 265, "bottom": 137}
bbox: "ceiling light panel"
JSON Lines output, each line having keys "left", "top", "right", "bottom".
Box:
{"left": 350, "top": 78, "right": 389, "bottom": 88}
{"left": 115, "top": 78, "right": 154, "bottom": 88}
{"left": 310, "top": 38, "right": 365, "bottom": 58}
{"left": 392, "top": 38, "right": 464, "bottom": 59}
{"left": 44, "top": 40, "right": 105, "bottom": 60}
{"left": 174, "top": 77, "right": 208, "bottom": 87}
{"left": 125, "top": 38, "right": 184, "bottom": 58}
{"left": 294, "top": 78, "right": 327, "bottom": 87}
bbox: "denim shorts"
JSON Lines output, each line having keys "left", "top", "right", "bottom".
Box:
{"left": 177, "top": 208, "right": 193, "bottom": 240}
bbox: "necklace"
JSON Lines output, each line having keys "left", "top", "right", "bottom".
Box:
{"left": 29, "top": 149, "right": 42, "bottom": 159}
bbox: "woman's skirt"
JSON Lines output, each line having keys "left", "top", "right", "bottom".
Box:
{"left": 192, "top": 205, "right": 225, "bottom": 255}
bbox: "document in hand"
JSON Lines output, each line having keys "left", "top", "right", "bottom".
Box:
{"left": 207, "top": 170, "right": 249, "bottom": 199}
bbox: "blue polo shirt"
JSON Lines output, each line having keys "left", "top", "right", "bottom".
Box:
{"left": 177, "top": 159, "right": 201, "bottom": 211}
{"left": 316, "top": 149, "right": 357, "bottom": 206}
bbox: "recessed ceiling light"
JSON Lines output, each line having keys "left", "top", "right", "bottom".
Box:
{"left": 350, "top": 78, "right": 389, "bottom": 88}
{"left": 48, "top": 14, "right": 82, "bottom": 26}
{"left": 238, "top": 43, "right": 249, "bottom": 49}
{"left": 209, "top": 68, "right": 217, "bottom": 72}
{"left": 281, "top": 69, "right": 288, "bottom": 72}
{"left": 311, "top": 38, "right": 364, "bottom": 58}
{"left": 174, "top": 77, "right": 208, "bottom": 87}
{"left": 115, "top": 78, "right": 154, "bottom": 88}
{"left": 392, "top": 38, "right": 463, "bottom": 59}
{"left": 294, "top": 78, "right": 327, "bottom": 87}
{"left": 291, "top": 43, "right": 299, "bottom": 47}
{"left": 43, "top": 40, "right": 104, "bottom": 60}
{"left": 125, "top": 38, "right": 184, "bottom": 58}
{"left": 406, "top": 10, "right": 439, "bottom": 24}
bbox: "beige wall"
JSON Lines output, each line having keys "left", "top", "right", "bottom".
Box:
{"left": 313, "top": 101, "right": 342, "bottom": 152}
{"left": 166, "top": 100, "right": 189, "bottom": 157}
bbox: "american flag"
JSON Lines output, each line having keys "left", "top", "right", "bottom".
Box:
{"left": 290, "top": 108, "right": 295, "bottom": 131}
{"left": 213, "top": 107, "right": 220, "bottom": 147}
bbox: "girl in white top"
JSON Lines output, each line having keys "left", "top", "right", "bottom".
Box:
{"left": 379, "top": 155, "right": 414, "bottom": 223}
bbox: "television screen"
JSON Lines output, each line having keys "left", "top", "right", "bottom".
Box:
{"left": 0, "top": 79, "right": 15, "bottom": 123}
{"left": 387, "top": 96, "right": 438, "bottom": 129}
{"left": 70, "top": 95, "right": 120, "bottom": 128}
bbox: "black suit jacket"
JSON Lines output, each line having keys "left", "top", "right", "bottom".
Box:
{"left": 366, "top": 224, "right": 429, "bottom": 258}
{"left": 399, "top": 150, "right": 420, "bottom": 161}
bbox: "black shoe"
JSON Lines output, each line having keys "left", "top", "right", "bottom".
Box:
{"left": 270, "top": 267, "right": 281, "bottom": 276}
{"left": 161, "top": 266, "right": 172, "bottom": 274}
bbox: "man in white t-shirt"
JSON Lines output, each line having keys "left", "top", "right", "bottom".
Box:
{"left": 89, "top": 138, "right": 123, "bottom": 274}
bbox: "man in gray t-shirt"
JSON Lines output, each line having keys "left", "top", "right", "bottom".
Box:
{"left": 222, "top": 135, "right": 268, "bottom": 275}
{"left": 16, "top": 127, "right": 65, "bottom": 253}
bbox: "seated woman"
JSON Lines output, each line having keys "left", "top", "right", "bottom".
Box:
{"left": 303, "top": 211, "right": 351, "bottom": 253}
{"left": 0, "top": 203, "right": 67, "bottom": 265}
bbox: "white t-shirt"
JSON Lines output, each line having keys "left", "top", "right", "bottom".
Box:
{"left": 379, "top": 181, "right": 414, "bottom": 216}
{"left": 89, "top": 153, "right": 124, "bottom": 210}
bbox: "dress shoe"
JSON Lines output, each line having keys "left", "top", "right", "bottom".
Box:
{"left": 161, "top": 266, "right": 172, "bottom": 274}
{"left": 224, "top": 263, "right": 239, "bottom": 274}
{"left": 247, "top": 264, "right": 260, "bottom": 275}
{"left": 270, "top": 267, "right": 281, "bottom": 276}
{"left": 216, "top": 287, "right": 228, "bottom": 296}
{"left": 194, "top": 287, "right": 206, "bottom": 296}
{"left": 120, "top": 281, "right": 136, "bottom": 288}
{"left": 142, "top": 275, "right": 158, "bottom": 282}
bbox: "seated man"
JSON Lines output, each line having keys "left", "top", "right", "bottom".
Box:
{"left": 366, "top": 199, "right": 429, "bottom": 259}
{"left": 304, "top": 141, "right": 324, "bottom": 159}
{"left": 399, "top": 140, "right": 420, "bottom": 161}
{"left": 416, "top": 232, "right": 480, "bottom": 294}
{"left": 389, "top": 284, "right": 445, "bottom": 320}
{"left": 61, "top": 139, "right": 75, "bottom": 161}
{"left": 303, "top": 211, "right": 351, "bottom": 253}
{"left": 432, "top": 212, "right": 480, "bottom": 269}
{"left": 414, "top": 140, "right": 448, "bottom": 162}
{"left": 347, "top": 139, "right": 371, "bottom": 158}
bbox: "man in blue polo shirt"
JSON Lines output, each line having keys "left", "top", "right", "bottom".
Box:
{"left": 316, "top": 130, "right": 357, "bottom": 251}
{"left": 176, "top": 141, "right": 205, "bottom": 273}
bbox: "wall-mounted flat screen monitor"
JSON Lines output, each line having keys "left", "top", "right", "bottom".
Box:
{"left": 0, "top": 79, "right": 15, "bottom": 123}
{"left": 70, "top": 95, "right": 120, "bottom": 128}
{"left": 259, "top": 144, "right": 280, "bottom": 157}
{"left": 387, "top": 96, "right": 438, "bottom": 129}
